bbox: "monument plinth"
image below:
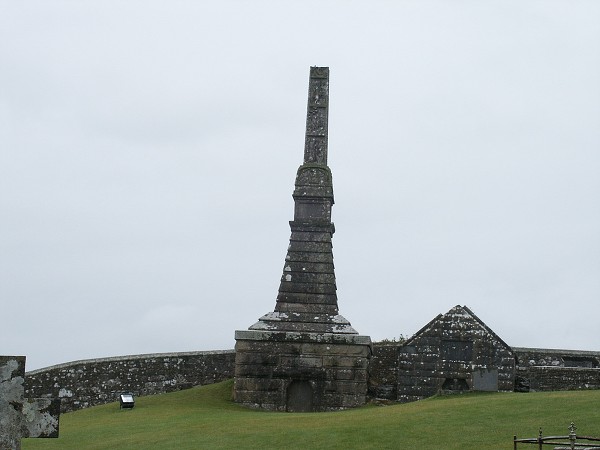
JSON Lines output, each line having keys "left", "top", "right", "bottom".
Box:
{"left": 234, "top": 67, "right": 371, "bottom": 412}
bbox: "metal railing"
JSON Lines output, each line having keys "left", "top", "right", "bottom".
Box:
{"left": 514, "top": 423, "right": 600, "bottom": 449}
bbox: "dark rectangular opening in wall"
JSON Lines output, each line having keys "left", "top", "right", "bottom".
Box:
{"left": 563, "top": 356, "right": 598, "bottom": 368}
{"left": 441, "top": 340, "right": 473, "bottom": 362}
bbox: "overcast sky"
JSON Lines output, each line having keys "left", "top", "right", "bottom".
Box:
{"left": 2, "top": 1, "right": 599, "bottom": 371}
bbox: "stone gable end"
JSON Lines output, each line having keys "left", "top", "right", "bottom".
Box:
{"left": 397, "top": 305, "right": 515, "bottom": 403}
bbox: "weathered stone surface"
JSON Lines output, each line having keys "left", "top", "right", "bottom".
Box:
{"left": 279, "top": 356, "right": 323, "bottom": 368}
{"left": 22, "top": 398, "right": 60, "bottom": 438}
{"left": 25, "top": 350, "right": 235, "bottom": 413}
{"left": 286, "top": 240, "right": 333, "bottom": 253}
{"left": 280, "top": 272, "right": 336, "bottom": 284}
{"left": 254, "top": 311, "right": 351, "bottom": 325}
{"left": 323, "top": 355, "right": 369, "bottom": 369}
{"left": 513, "top": 347, "right": 600, "bottom": 368}
{"left": 285, "top": 251, "right": 334, "bottom": 264}
{"left": 512, "top": 348, "right": 600, "bottom": 392}
{"left": 282, "top": 261, "right": 335, "bottom": 274}
{"left": 368, "top": 344, "right": 398, "bottom": 399}
{"left": 276, "top": 292, "right": 338, "bottom": 305}
{"left": 395, "top": 306, "right": 515, "bottom": 402}
{"left": 369, "top": 336, "right": 600, "bottom": 402}
{"left": 234, "top": 67, "right": 370, "bottom": 411}
{"left": 1, "top": 356, "right": 61, "bottom": 449}
{"left": 235, "top": 333, "right": 370, "bottom": 411}
{"left": 277, "top": 281, "right": 337, "bottom": 295}
{"left": 249, "top": 319, "right": 357, "bottom": 334}
{"left": 234, "top": 352, "right": 278, "bottom": 366}
{"left": 1, "top": 356, "right": 26, "bottom": 450}
{"left": 235, "top": 330, "right": 371, "bottom": 345}
{"left": 289, "top": 231, "right": 333, "bottom": 243}
{"left": 274, "top": 302, "right": 339, "bottom": 315}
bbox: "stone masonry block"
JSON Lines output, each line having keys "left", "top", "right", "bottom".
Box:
{"left": 289, "top": 232, "right": 332, "bottom": 242}
{"left": 234, "top": 389, "right": 283, "bottom": 406}
{"left": 326, "top": 344, "right": 370, "bottom": 357}
{"left": 280, "top": 272, "right": 336, "bottom": 284}
{"left": 235, "top": 352, "right": 277, "bottom": 366}
{"left": 279, "top": 356, "right": 323, "bottom": 369}
{"left": 285, "top": 251, "right": 334, "bottom": 264}
{"left": 282, "top": 262, "right": 335, "bottom": 274}
{"left": 333, "top": 369, "right": 356, "bottom": 381}
{"left": 234, "top": 377, "right": 284, "bottom": 392}
{"left": 287, "top": 241, "right": 332, "bottom": 253}
{"left": 234, "top": 364, "right": 274, "bottom": 378}
{"left": 275, "top": 303, "right": 338, "bottom": 314}
{"left": 278, "top": 281, "right": 337, "bottom": 295}
{"left": 323, "top": 356, "right": 368, "bottom": 369}
{"left": 323, "top": 380, "right": 367, "bottom": 395}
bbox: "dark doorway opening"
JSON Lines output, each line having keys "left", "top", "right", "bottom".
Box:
{"left": 441, "top": 378, "right": 469, "bottom": 393}
{"left": 286, "top": 380, "right": 313, "bottom": 412}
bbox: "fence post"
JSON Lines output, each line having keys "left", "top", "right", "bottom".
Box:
{"left": 568, "top": 422, "right": 577, "bottom": 450}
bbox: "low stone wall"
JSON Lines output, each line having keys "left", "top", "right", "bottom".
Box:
{"left": 24, "top": 350, "right": 235, "bottom": 413}
{"left": 368, "top": 343, "right": 398, "bottom": 400}
{"left": 513, "top": 347, "right": 600, "bottom": 368}
{"left": 513, "top": 347, "right": 600, "bottom": 392}
{"left": 21, "top": 344, "right": 600, "bottom": 414}
{"left": 516, "top": 366, "right": 600, "bottom": 391}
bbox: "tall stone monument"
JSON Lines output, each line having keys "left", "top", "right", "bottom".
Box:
{"left": 234, "top": 67, "right": 371, "bottom": 412}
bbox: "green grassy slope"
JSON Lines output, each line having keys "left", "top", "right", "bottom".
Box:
{"left": 23, "top": 380, "right": 600, "bottom": 449}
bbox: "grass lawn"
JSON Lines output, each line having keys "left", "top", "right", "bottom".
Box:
{"left": 22, "top": 380, "right": 600, "bottom": 449}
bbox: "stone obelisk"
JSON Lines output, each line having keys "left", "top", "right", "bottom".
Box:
{"left": 234, "top": 67, "right": 371, "bottom": 412}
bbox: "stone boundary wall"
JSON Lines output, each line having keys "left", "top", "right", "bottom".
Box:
{"left": 24, "top": 350, "right": 235, "bottom": 413}
{"left": 369, "top": 345, "right": 600, "bottom": 399}
{"left": 368, "top": 343, "right": 398, "bottom": 400}
{"left": 513, "top": 347, "right": 600, "bottom": 368}
{"left": 513, "top": 347, "right": 600, "bottom": 392}
{"left": 21, "top": 345, "right": 600, "bottom": 414}
{"left": 516, "top": 366, "right": 600, "bottom": 391}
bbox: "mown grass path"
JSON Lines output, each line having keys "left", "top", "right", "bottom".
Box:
{"left": 23, "top": 380, "right": 600, "bottom": 449}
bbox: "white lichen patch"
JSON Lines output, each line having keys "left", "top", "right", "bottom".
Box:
{"left": 331, "top": 325, "right": 352, "bottom": 333}
{"left": 259, "top": 312, "right": 289, "bottom": 321}
{"left": 0, "top": 359, "right": 20, "bottom": 382}
{"left": 22, "top": 399, "right": 59, "bottom": 438}
{"left": 58, "top": 388, "right": 73, "bottom": 398}
{"left": 332, "top": 315, "right": 350, "bottom": 324}
{"left": 0, "top": 377, "right": 24, "bottom": 404}
{"left": 250, "top": 322, "right": 276, "bottom": 330}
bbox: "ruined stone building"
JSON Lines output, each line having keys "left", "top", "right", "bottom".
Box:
{"left": 396, "top": 305, "right": 515, "bottom": 402}
{"left": 368, "top": 305, "right": 600, "bottom": 402}
{"left": 234, "top": 67, "right": 371, "bottom": 412}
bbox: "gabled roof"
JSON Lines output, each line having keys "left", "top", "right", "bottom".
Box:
{"left": 403, "top": 305, "right": 513, "bottom": 355}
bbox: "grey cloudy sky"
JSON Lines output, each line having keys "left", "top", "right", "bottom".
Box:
{"left": 1, "top": 1, "right": 599, "bottom": 370}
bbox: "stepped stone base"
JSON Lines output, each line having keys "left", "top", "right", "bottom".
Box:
{"left": 234, "top": 330, "right": 371, "bottom": 411}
